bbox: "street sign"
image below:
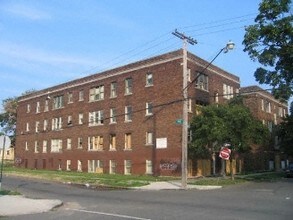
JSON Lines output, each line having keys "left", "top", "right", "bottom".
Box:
{"left": 219, "top": 147, "right": 231, "bottom": 160}
{"left": 176, "top": 119, "right": 183, "bottom": 125}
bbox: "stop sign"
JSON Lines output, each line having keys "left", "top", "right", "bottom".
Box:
{"left": 219, "top": 147, "right": 231, "bottom": 160}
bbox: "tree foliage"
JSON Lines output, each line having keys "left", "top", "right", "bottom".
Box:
{"left": 0, "top": 90, "right": 35, "bottom": 145}
{"left": 243, "top": 0, "right": 293, "bottom": 100}
{"left": 277, "top": 113, "right": 293, "bottom": 156}
{"left": 189, "top": 101, "right": 270, "bottom": 158}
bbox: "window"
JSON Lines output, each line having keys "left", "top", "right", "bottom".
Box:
{"left": 125, "top": 78, "right": 133, "bottom": 95}
{"left": 109, "top": 160, "right": 116, "bottom": 174}
{"left": 110, "top": 82, "right": 117, "bottom": 98}
{"left": 89, "top": 85, "right": 104, "bottom": 101}
{"left": 67, "top": 138, "right": 72, "bottom": 149}
{"left": 35, "top": 121, "right": 40, "bottom": 133}
{"left": 125, "top": 133, "right": 132, "bottom": 150}
{"left": 27, "top": 104, "right": 31, "bottom": 113}
{"left": 66, "top": 160, "right": 71, "bottom": 171}
{"left": 67, "top": 115, "right": 72, "bottom": 126}
{"left": 265, "top": 100, "right": 271, "bottom": 113}
{"left": 51, "top": 139, "right": 63, "bottom": 152}
{"left": 110, "top": 108, "right": 117, "bottom": 123}
{"left": 146, "top": 72, "right": 153, "bottom": 86}
{"left": 146, "top": 132, "right": 153, "bottom": 145}
{"left": 44, "top": 100, "right": 49, "bottom": 112}
{"left": 89, "top": 110, "right": 104, "bottom": 126}
{"left": 52, "top": 117, "right": 62, "bottom": 130}
{"left": 34, "top": 141, "right": 39, "bottom": 153}
{"left": 146, "top": 160, "right": 153, "bottom": 174}
{"left": 77, "top": 160, "right": 82, "bottom": 172}
{"left": 36, "top": 102, "right": 40, "bottom": 113}
{"left": 25, "top": 141, "right": 29, "bottom": 151}
{"left": 124, "top": 160, "right": 131, "bottom": 175}
{"left": 274, "top": 113, "right": 277, "bottom": 125}
{"left": 223, "top": 84, "right": 233, "bottom": 99}
{"left": 88, "top": 136, "right": 104, "bottom": 151}
{"left": 261, "top": 99, "right": 265, "bottom": 111}
{"left": 78, "top": 113, "right": 83, "bottom": 124}
{"left": 78, "top": 137, "right": 83, "bottom": 149}
{"left": 214, "top": 92, "right": 219, "bottom": 104}
{"left": 26, "top": 122, "right": 30, "bottom": 132}
{"left": 79, "top": 90, "right": 84, "bottom": 101}
{"left": 146, "top": 102, "right": 153, "bottom": 116}
{"left": 53, "top": 95, "right": 64, "bottom": 109}
{"left": 125, "top": 106, "right": 132, "bottom": 122}
{"left": 88, "top": 160, "right": 104, "bottom": 173}
{"left": 195, "top": 73, "right": 208, "bottom": 91}
{"left": 43, "top": 119, "right": 48, "bottom": 131}
{"left": 110, "top": 134, "right": 116, "bottom": 150}
{"left": 42, "top": 140, "right": 47, "bottom": 153}
{"left": 68, "top": 92, "right": 73, "bottom": 103}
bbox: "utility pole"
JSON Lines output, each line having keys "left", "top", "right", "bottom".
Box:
{"left": 172, "top": 29, "right": 197, "bottom": 189}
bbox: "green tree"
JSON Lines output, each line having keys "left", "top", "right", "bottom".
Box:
{"left": 277, "top": 103, "right": 293, "bottom": 156}
{"left": 0, "top": 90, "right": 35, "bottom": 145}
{"left": 189, "top": 101, "right": 269, "bottom": 177}
{"left": 243, "top": 0, "right": 293, "bottom": 100}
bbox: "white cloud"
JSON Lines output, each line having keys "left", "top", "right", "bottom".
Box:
{"left": 1, "top": 3, "right": 51, "bottom": 21}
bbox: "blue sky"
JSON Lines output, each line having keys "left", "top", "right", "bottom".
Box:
{"left": 0, "top": 0, "right": 277, "bottom": 108}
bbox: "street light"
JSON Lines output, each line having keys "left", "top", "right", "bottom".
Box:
{"left": 181, "top": 40, "right": 235, "bottom": 189}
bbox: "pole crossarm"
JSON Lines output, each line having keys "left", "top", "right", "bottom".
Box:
{"left": 172, "top": 29, "right": 197, "bottom": 45}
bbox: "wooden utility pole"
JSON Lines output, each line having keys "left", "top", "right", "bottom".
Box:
{"left": 172, "top": 29, "right": 197, "bottom": 189}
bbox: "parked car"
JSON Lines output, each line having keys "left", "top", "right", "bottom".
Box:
{"left": 285, "top": 163, "right": 293, "bottom": 178}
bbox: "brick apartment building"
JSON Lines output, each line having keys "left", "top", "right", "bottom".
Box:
{"left": 240, "top": 85, "right": 288, "bottom": 170}
{"left": 15, "top": 50, "right": 240, "bottom": 176}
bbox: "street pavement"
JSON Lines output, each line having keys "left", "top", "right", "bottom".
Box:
{"left": 0, "top": 181, "right": 221, "bottom": 217}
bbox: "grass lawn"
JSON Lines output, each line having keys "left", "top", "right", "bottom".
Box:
{"left": 2, "top": 162, "right": 285, "bottom": 188}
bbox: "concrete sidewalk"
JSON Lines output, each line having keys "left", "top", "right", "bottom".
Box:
{"left": 0, "top": 195, "right": 62, "bottom": 217}
{"left": 132, "top": 181, "right": 222, "bottom": 190}
{"left": 0, "top": 182, "right": 221, "bottom": 217}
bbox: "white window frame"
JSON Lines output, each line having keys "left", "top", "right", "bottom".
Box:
{"left": 109, "top": 160, "right": 116, "bottom": 174}
{"left": 109, "top": 134, "right": 116, "bottom": 150}
{"left": 124, "top": 160, "right": 131, "bottom": 175}
{"left": 51, "top": 139, "right": 63, "bottom": 153}
{"left": 146, "top": 132, "right": 153, "bottom": 145}
{"left": 36, "top": 101, "right": 40, "bottom": 113}
{"left": 35, "top": 121, "right": 40, "bottom": 133}
{"left": 196, "top": 73, "right": 208, "bottom": 91}
{"left": 146, "top": 102, "right": 153, "bottom": 116}
{"left": 79, "top": 90, "right": 84, "bottom": 101}
{"left": 146, "top": 160, "right": 153, "bottom": 174}
{"left": 78, "top": 113, "right": 84, "bottom": 125}
{"left": 88, "top": 160, "right": 104, "bottom": 173}
{"left": 34, "top": 141, "right": 39, "bottom": 153}
{"left": 78, "top": 137, "right": 83, "bottom": 149}
{"left": 110, "top": 108, "right": 117, "bottom": 124}
{"left": 26, "top": 122, "right": 30, "bottom": 132}
{"left": 44, "top": 100, "right": 49, "bottom": 112}
{"left": 52, "top": 117, "right": 62, "bottom": 130}
{"left": 88, "top": 136, "right": 104, "bottom": 151}
{"left": 53, "top": 95, "right": 64, "bottom": 109}
{"left": 77, "top": 160, "right": 82, "bottom": 172}
{"left": 125, "top": 78, "right": 133, "bottom": 95}
{"left": 124, "top": 133, "right": 132, "bottom": 150}
{"left": 89, "top": 110, "right": 104, "bottom": 126}
{"left": 42, "top": 140, "right": 47, "bottom": 153}
{"left": 146, "top": 72, "right": 153, "bottom": 86}
{"left": 67, "top": 138, "right": 72, "bottom": 149}
{"left": 66, "top": 160, "right": 71, "bottom": 171}
{"left": 27, "top": 104, "right": 31, "bottom": 113}
{"left": 110, "top": 82, "right": 117, "bottom": 98}
{"left": 68, "top": 92, "right": 73, "bottom": 104}
{"left": 125, "top": 106, "right": 132, "bottom": 122}
{"left": 89, "top": 85, "right": 104, "bottom": 101}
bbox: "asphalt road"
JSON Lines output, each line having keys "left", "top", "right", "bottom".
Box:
{"left": 2, "top": 175, "right": 293, "bottom": 220}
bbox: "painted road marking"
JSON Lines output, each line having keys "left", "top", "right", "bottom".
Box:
{"left": 67, "top": 208, "right": 151, "bottom": 220}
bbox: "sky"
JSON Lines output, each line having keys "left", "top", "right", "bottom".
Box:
{"left": 1, "top": 0, "right": 289, "bottom": 110}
